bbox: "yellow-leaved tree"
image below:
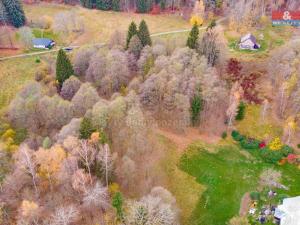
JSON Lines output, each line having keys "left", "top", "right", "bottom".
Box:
{"left": 90, "top": 131, "right": 100, "bottom": 144}
{"left": 1, "top": 128, "right": 18, "bottom": 153}
{"left": 18, "top": 200, "right": 40, "bottom": 224}
{"left": 35, "top": 145, "right": 66, "bottom": 189}
{"left": 269, "top": 137, "right": 283, "bottom": 151}
{"left": 284, "top": 117, "right": 297, "bottom": 145}
{"left": 190, "top": 15, "right": 204, "bottom": 26}
{"left": 20, "top": 200, "right": 38, "bottom": 217}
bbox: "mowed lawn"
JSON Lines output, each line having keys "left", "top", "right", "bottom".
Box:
{"left": 24, "top": 3, "right": 190, "bottom": 46}
{"left": 179, "top": 142, "right": 300, "bottom": 225}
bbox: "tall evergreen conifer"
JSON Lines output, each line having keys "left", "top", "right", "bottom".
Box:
{"left": 79, "top": 117, "right": 96, "bottom": 139}
{"left": 96, "top": 0, "right": 112, "bottom": 10}
{"left": 80, "top": 0, "right": 93, "bottom": 8}
{"left": 186, "top": 23, "right": 199, "bottom": 49}
{"left": 56, "top": 49, "right": 74, "bottom": 87}
{"left": 126, "top": 21, "right": 138, "bottom": 49}
{"left": 138, "top": 20, "right": 152, "bottom": 47}
{"left": 136, "top": 0, "right": 148, "bottom": 13}
{"left": 112, "top": 0, "right": 120, "bottom": 11}
{"left": 0, "top": 1, "right": 8, "bottom": 24}
{"left": 2, "top": 0, "right": 26, "bottom": 28}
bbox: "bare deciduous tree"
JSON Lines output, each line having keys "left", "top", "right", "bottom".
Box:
{"left": 71, "top": 169, "right": 89, "bottom": 193}
{"left": 73, "top": 47, "right": 96, "bottom": 76}
{"left": 83, "top": 182, "right": 109, "bottom": 210}
{"left": 19, "top": 27, "right": 34, "bottom": 49}
{"left": 71, "top": 83, "right": 100, "bottom": 117}
{"left": 97, "top": 144, "right": 114, "bottom": 187}
{"left": 126, "top": 186, "right": 179, "bottom": 225}
{"left": 60, "top": 76, "right": 82, "bottom": 101}
{"left": 73, "top": 140, "right": 96, "bottom": 182}
{"left": 17, "top": 145, "right": 39, "bottom": 196}
{"left": 50, "top": 205, "right": 79, "bottom": 225}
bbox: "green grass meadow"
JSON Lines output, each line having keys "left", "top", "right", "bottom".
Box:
{"left": 179, "top": 141, "right": 300, "bottom": 225}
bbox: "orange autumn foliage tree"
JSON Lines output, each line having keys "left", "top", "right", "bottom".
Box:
{"left": 17, "top": 200, "right": 40, "bottom": 224}
{"left": 35, "top": 145, "right": 67, "bottom": 188}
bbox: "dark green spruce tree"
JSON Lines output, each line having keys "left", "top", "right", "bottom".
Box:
{"left": 2, "top": 0, "right": 26, "bottom": 28}
{"left": 186, "top": 23, "right": 199, "bottom": 49}
{"left": 56, "top": 49, "right": 74, "bottom": 87}
{"left": 190, "top": 88, "right": 203, "bottom": 126}
{"left": 112, "top": 0, "right": 120, "bottom": 11}
{"left": 136, "top": 0, "right": 148, "bottom": 13}
{"left": 126, "top": 21, "right": 138, "bottom": 49}
{"left": 80, "top": 0, "right": 93, "bottom": 8}
{"left": 112, "top": 192, "right": 125, "bottom": 222}
{"left": 0, "top": 1, "right": 8, "bottom": 24}
{"left": 96, "top": 0, "right": 112, "bottom": 10}
{"left": 138, "top": 20, "right": 152, "bottom": 47}
{"left": 79, "top": 117, "right": 96, "bottom": 139}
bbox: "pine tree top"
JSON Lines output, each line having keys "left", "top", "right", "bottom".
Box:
{"left": 126, "top": 21, "right": 138, "bottom": 49}
{"left": 56, "top": 49, "right": 74, "bottom": 87}
{"left": 138, "top": 20, "right": 152, "bottom": 47}
{"left": 191, "top": 23, "right": 200, "bottom": 36}
{"left": 186, "top": 24, "right": 200, "bottom": 49}
{"left": 2, "top": 0, "right": 26, "bottom": 28}
{"left": 129, "top": 21, "right": 138, "bottom": 33}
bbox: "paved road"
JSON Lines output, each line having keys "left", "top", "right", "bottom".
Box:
{"left": 0, "top": 18, "right": 225, "bottom": 61}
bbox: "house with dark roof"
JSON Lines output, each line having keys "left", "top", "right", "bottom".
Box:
{"left": 239, "top": 33, "right": 260, "bottom": 50}
{"left": 32, "top": 38, "right": 55, "bottom": 49}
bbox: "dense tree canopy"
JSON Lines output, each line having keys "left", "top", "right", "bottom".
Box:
{"left": 2, "top": 0, "right": 26, "bottom": 28}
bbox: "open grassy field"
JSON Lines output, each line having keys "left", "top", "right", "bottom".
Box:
{"left": 225, "top": 24, "right": 294, "bottom": 60}
{"left": 0, "top": 57, "right": 40, "bottom": 115}
{"left": 236, "top": 105, "right": 283, "bottom": 141}
{"left": 179, "top": 141, "right": 300, "bottom": 225}
{"left": 24, "top": 3, "right": 190, "bottom": 46}
{"left": 158, "top": 135, "right": 205, "bottom": 225}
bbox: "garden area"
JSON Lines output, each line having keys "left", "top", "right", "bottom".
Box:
{"left": 179, "top": 139, "right": 300, "bottom": 225}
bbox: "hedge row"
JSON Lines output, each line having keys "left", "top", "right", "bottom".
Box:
{"left": 231, "top": 130, "right": 293, "bottom": 164}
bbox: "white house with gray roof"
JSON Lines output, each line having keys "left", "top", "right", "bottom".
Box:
{"left": 239, "top": 33, "right": 260, "bottom": 50}
{"left": 32, "top": 38, "right": 55, "bottom": 49}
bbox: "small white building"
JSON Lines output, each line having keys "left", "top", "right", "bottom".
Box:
{"left": 32, "top": 38, "right": 55, "bottom": 49}
{"left": 239, "top": 33, "right": 260, "bottom": 50}
{"left": 274, "top": 196, "right": 300, "bottom": 225}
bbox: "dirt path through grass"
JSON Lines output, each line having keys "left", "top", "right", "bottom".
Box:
{"left": 156, "top": 128, "right": 220, "bottom": 152}
{"left": 239, "top": 192, "right": 251, "bottom": 216}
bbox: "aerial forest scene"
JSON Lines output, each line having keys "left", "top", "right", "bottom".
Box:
{"left": 0, "top": 0, "right": 300, "bottom": 225}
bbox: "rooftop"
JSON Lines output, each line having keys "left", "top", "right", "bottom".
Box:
{"left": 32, "top": 38, "right": 54, "bottom": 46}
{"left": 240, "top": 33, "right": 257, "bottom": 43}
